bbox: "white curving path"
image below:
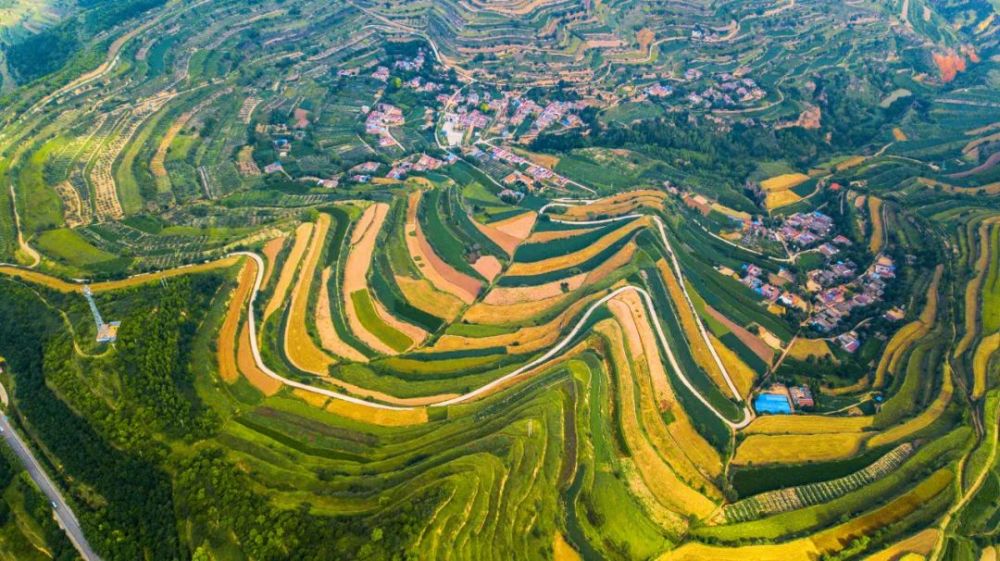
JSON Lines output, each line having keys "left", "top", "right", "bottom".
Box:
{"left": 230, "top": 198, "right": 755, "bottom": 427}
{"left": 542, "top": 201, "right": 748, "bottom": 401}
{"left": 1, "top": 208, "right": 754, "bottom": 426}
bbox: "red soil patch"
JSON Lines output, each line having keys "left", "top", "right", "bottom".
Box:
{"left": 218, "top": 261, "right": 257, "bottom": 383}
{"left": 472, "top": 255, "right": 503, "bottom": 282}
{"left": 950, "top": 152, "right": 1000, "bottom": 179}
{"left": 474, "top": 220, "right": 521, "bottom": 256}
{"left": 933, "top": 50, "right": 967, "bottom": 83}
{"left": 493, "top": 211, "right": 537, "bottom": 240}
{"left": 961, "top": 44, "right": 981, "bottom": 64}
{"left": 415, "top": 223, "right": 482, "bottom": 301}
{"left": 238, "top": 323, "right": 282, "bottom": 396}
{"left": 705, "top": 304, "right": 774, "bottom": 364}
{"left": 636, "top": 28, "right": 655, "bottom": 52}
{"left": 405, "top": 193, "right": 481, "bottom": 302}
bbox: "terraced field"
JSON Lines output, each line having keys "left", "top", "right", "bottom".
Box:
{"left": 0, "top": 0, "right": 997, "bottom": 559}
{"left": 2, "top": 177, "right": 993, "bottom": 558}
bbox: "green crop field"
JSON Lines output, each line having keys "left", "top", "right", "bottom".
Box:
{"left": 0, "top": 0, "right": 996, "bottom": 558}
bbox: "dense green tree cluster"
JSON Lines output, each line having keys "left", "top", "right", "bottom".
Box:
{"left": 0, "top": 451, "right": 78, "bottom": 560}
{"left": 0, "top": 453, "right": 14, "bottom": 526}
{"left": 0, "top": 274, "right": 448, "bottom": 560}
{"left": 116, "top": 276, "right": 222, "bottom": 437}
{"left": 0, "top": 279, "right": 180, "bottom": 560}
{"left": 4, "top": 0, "right": 168, "bottom": 83}
{"left": 531, "top": 111, "right": 826, "bottom": 208}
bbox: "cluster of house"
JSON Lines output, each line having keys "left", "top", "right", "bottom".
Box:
{"left": 441, "top": 93, "right": 586, "bottom": 145}
{"left": 531, "top": 100, "right": 584, "bottom": 134}
{"left": 472, "top": 145, "right": 570, "bottom": 191}
{"left": 347, "top": 160, "right": 381, "bottom": 183}
{"left": 401, "top": 76, "right": 442, "bottom": 93}
{"left": 434, "top": 91, "right": 501, "bottom": 145}
{"left": 337, "top": 52, "right": 441, "bottom": 93}
{"left": 392, "top": 50, "right": 426, "bottom": 72}
{"left": 646, "top": 83, "right": 674, "bottom": 97}
{"left": 365, "top": 103, "right": 405, "bottom": 148}
{"left": 685, "top": 72, "right": 766, "bottom": 108}
{"left": 788, "top": 384, "right": 815, "bottom": 408}
{"left": 778, "top": 211, "right": 835, "bottom": 246}
{"left": 445, "top": 109, "right": 491, "bottom": 134}
{"left": 365, "top": 53, "right": 441, "bottom": 91}
{"left": 731, "top": 263, "right": 808, "bottom": 313}
{"left": 711, "top": 204, "right": 901, "bottom": 351}
{"left": 340, "top": 152, "right": 456, "bottom": 184}
{"left": 386, "top": 153, "right": 452, "bottom": 180}
{"left": 808, "top": 254, "right": 897, "bottom": 347}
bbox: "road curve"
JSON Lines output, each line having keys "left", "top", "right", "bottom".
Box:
{"left": 8, "top": 184, "right": 40, "bottom": 268}
{"left": 1, "top": 223, "right": 753, "bottom": 426}
{"left": 0, "top": 414, "right": 102, "bottom": 561}
{"left": 541, "top": 200, "right": 753, "bottom": 419}
{"left": 233, "top": 206, "right": 754, "bottom": 426}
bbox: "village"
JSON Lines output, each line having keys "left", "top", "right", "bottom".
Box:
{"left": 248, "top": 45, "right": 911, "bottom": 422}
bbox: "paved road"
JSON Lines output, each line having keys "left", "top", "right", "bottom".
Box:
{"left": 0, "top": 415, "right": 102, "bottom": 561}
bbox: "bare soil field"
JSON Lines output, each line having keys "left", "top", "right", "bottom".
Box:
{"left": 260, "top": 234, "right": 287, "bottom": 289}
{"left": 596, "top": 316, "right": 717, "bottom": 520}
{"left": 405, "top": 192, "right": 481, "bottom": 303}
{"left": 704, "top": 303, "right": 774, "bottom": 363}
{"left": 218, "top": 260, "right": 257, "bottom": 384}
{"left": 238, "top": 323, "right": 282, "bottom": 396}
{"left": 491, "top": 211, "right": 537, "bottom": 240}
{"left": 483, "top": 273, "right": 586, "bottom": 305}
{"left": 472, "top": 255, "right": 503, "bottom": 282}
{"left": 584, "top": 242, "right": 636, "bottom": 285}
{"left": 395, "top": 275, "right": 465, "bottom": 320}
{"left": 285, "top": 214, "right": 339, "bottom": 374}
{"left": 315, "top": 268, "right": 368, "bottom": 362}
{"left": 343, "top": 203, "right": 407, "bottom": 354}
{"left": 263, "top": 223, "right": 313, "bottom": 321}
{"left": 474, "top": 220, "right": 521, "bottom": 256}
{"left": 611, "top": 290, "right": 723, "bottom": 479}
{"left": 657, "top": 259, "right": 728, "bottom": 391}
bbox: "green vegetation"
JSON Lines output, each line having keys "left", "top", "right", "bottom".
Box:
{"left": 350, "top": 289, "right": 413, "bottom": 352}
{"left": 0, "top": 0, "right": 996, "bottom": 558}
{"left": 0, "top": 449, "right": 78, "bottom": 561}
{"left": 36, "top": 229, "right": 118, "bottom": 267}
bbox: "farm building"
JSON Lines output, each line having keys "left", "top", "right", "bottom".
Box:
{"left": 754, "top": 385, "right": 793, "bottom": 414}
